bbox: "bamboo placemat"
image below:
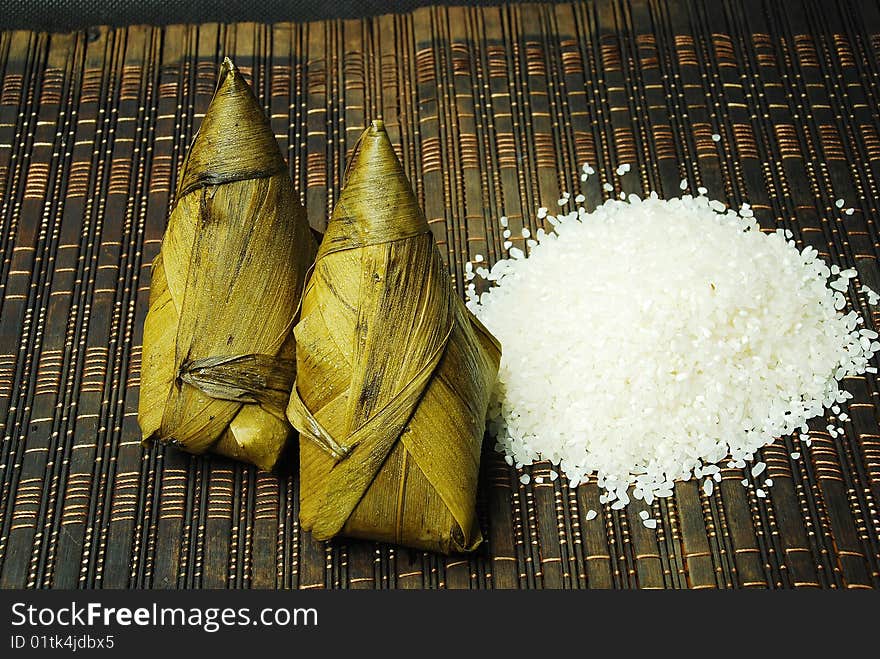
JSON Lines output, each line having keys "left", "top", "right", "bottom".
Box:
{"left": 0, "top": 0, "right": 878, "bottom": 589}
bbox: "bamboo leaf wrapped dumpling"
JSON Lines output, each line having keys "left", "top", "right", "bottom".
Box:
{"left": 287, "top": 121, "right": 501, "bottom": 553}
{"left": 138, "top": 58, "right": 316, "bottom": 470}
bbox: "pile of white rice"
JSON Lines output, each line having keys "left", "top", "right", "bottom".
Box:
{"left": 467, "top": 188, "right": 878, "bottom": 508}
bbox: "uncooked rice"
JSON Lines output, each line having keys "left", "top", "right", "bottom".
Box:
{"left": 468, "top": 183, "right": 878, "bottom": 507}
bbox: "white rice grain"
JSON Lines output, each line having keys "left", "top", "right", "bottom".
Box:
{"left": 469, "top": 187, "right": 878, "bottom": 507}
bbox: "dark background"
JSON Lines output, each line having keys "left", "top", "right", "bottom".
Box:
{"left": 0, "top": 0, "right": 544, "bottom": 31}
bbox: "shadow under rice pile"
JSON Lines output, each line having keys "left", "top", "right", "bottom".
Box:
{"left": 467, "top": 183, "right": 879, "bottom": 512}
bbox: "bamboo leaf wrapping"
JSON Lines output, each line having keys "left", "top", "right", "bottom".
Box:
{"left": 138, "top": 59, "right": 316, "bottom": 471}
{"left": 287, "top": 121, "right": 501, "bottom": 553}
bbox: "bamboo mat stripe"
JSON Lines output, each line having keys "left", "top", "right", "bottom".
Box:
{"left": 0, "top": 0, "right": 879, "bottom": 589}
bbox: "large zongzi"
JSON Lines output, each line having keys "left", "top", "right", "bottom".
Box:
{"left": 287, "top": 120, "right": 501, "bottom": 553}
{"left": 138, "top": 58, "right": 316, "bottom": 471}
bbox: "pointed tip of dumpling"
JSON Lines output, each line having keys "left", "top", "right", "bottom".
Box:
{"left": 349, "top": 120, "right": 404, "bottom": 181}
{"left": 215, "top": 57, "right": 251, "bottom": 102}
{"left": 176, "top": 57, "right": 287, "bottom": 199}
{"left": 320, "top": 122, "right": 429, "bottom": 251}
{"left": 215, "top": 57, "right": 242, "bottom": 95}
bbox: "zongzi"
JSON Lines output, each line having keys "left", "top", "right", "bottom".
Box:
{"left": 138, "top": 58, "right": 316, "bottom": 471}
{"left": 287, "top": 120, "right": 501, "bottom": 553}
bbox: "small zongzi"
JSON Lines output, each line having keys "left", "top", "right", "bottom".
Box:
{"left": 287, "top": 120, "right": 501, "bottom": 553}
{"left": 138, "top": 58, "right": 316, "bottom": 471}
